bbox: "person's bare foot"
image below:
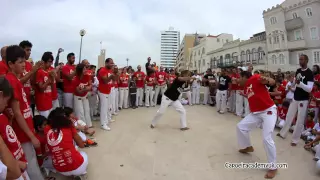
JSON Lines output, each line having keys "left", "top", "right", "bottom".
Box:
{"left": 264, "top": 169, "right": 277, "bottom": 179}
{"left": 291, "top": 142, "right": 297, "bottom": 146}
{"left": 180, "top": 127, "right": 190, "bottom": 131}
{"left": 238, "top": 146, "right": 254, "bottom": 153}
{"left": 150, "top": 124, "right": 155, "bottom": 129}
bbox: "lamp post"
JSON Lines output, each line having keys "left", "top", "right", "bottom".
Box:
{"left": 126, "top": 58, "right": 129, "bottom": 66}
{"left": 79, "top": 29, "right": 86, "bottom": 63}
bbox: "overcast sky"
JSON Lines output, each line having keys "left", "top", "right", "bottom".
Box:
{"left": 1, "top": 0, "right": 283, "bottom": 68}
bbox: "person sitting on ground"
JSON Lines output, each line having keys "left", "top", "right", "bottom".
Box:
{"left": 301, "top": 112, "right": 316, "bottom": 141}
{"left": 304, "top": 135, "right": 320, "bottom": 170}
{"left": 276, "top": 101, "right": 289, "bottom": 129}
{"left": 33, "top": 115, "right": 56, "bottom": 177}
{"left": 64, "top": 107, "right": 97, "bottom": 147}
{"left": 304, "top": 115, "right": 320, "bottom": 142}
{"left": 45, "top": 108, "right": 88, "bottom": 179}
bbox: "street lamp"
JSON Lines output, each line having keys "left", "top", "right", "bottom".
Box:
{"left": 79, "top": 29, "right": 86, "bottom": 63}
{"left": 126, "top": 58, "right": 129, "bottom": 66}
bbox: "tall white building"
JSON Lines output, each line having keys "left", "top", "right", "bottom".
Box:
{"left": 160, "top": 27, "right": 180, "bottom": 69}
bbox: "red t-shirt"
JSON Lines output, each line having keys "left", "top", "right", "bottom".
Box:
{"left": 21, "top": 61, "right": 32, "bottom": 105}
{"left": 156, "top": 71, "right": 167, "bottom": 86}
{"left": 6, "top": 72, "right": 34, "bottom": 143}
{"left": 168, "top": 74, "right": 176, "bottom": 85}
{"left": 306, "top": 120, "right": 315, "bottom": 129}
{"left": 146, "top": 75, "right": 156, "bottom": 86}
{"left": 277, "top": 106, "right": 288, "bottom": 120}
{"left": 119, "top": 73, "right": 129, "bottom": 88}
{"left": 98, "top": 67, "right": 112, "bottom": 94}
{"left": 273, "top": 85, "right": 286, "bottom": 105}
{"left": 309, "top": 91, "right": 320, "bottom": 108}
{"left": 0, "top": 114, "right": 26, "bottom": 162}
{"left": 35, "top": 133, "right": 48, "bottom": 166}
{"left": 230, "top": 73, "right": 240, "bottom": 90}
{"left": 35, "top": 69, "right": 53, "bottom": 111}
{"left": 315, "top": 74, "right": 320, "bottom": 82}
{"left": 62, "top": 64, "right": 76, "bottom": 93}
{"left": 113, "top": 74, "right": 119, "bottom": 88}
{"left": 0, "top": 60, "right": 8, "bottom": 75}
{"left": 73, "top": 75, "right": 91, "bottom": 97}
{"left": 244, "top": 74, "right": 275, "bottom": 112}
{"left": 133, "top": 71, "right": 145, "bottom": 88}
{"left": 49, "top": 67, "right": 58, "bottom": 100}
{"left": 45, "top": 126, "right": 84, "bottom": 172}
{"left": 281, "top": 80, "right": 288, "bottom": 87}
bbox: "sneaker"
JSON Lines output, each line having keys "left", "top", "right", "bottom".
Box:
{"left": 112, "top": 112, "right": 118, "bottom": 116}
{"left": 86, "top": 139, "right": 98, "bottom": 146}
{"left": 109, "top": 119, "right": 116, "bottom": 123}
{"left": 180, "top": 127, "right": 190, "bottom": 131}
{"left": 150, "top": 124, "right": 155, "bottom": 129}
{"left": 118, "top": 107, "right": 122, "bottom": 110}
{"left": 101, "top": 125, "right": 111, "bottom": 131}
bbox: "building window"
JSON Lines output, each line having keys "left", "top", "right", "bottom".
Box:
{"left": 269, "top": 37, "right": 272, "bottom": 44}
{"left": 202, "top": 59, "right": 205, "bottom": 66}
{"left": 281, "top": 34, "right": 285, "bottom": 41}
{"left": 270, "top": 17, "right": 277, "bottom": 25}
{"left": 274, "top": 36, "right": 280, "bottom": 44}
{"left": 202, "top": 48, "right": 205, "bottom": 54}
{"left": 293, "top": 12, "right": 298, "bottom": 19}
{"left": 198, "top": 50, "right": 200, "bottom": 55}
{"left": 310, "top": 27, "right": 319, "bottom": 40}
{"left": 226, "top": 39, "right": 229, "bottom": 43}
{"left": 306, "top": 8, "right": 312, "bottom": 17}
{"left": 272, "top": 55, "right": 277, "bottom": 64}
{"left": 314, "top": 51, "right": 320, "bottom": 64}
{"left": 294, "top": 29, "right": 303, "bottom": 40}
{"left": 217, "top": 38, "right": 220, "bottom": 42}
{"left": 279, "top": 54, "right": 285, "bottom": 65}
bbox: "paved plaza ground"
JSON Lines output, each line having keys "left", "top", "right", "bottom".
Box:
{"left": 53, "top": 105, "right": 320, "bottom": 180}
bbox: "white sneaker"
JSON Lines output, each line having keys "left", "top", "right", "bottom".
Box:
{"left": 101, "top": 125, "right": 111, "bottom": 131}
{"left": 109, "top": 119, "right": 116, "bottom": 123}
{"left": 112, "top": 112, "right": 118, "bottom": 116}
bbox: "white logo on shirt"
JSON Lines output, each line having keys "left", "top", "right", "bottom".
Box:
{"left": 47, "top": 129, "right": 63, "bottom": 147}
{"left": 265, "top": 85, "right": 270, "bottom": 91}
{"left": 296, "top": 73, "right": 305, "bottom": 82}
{"left": 247, "top": 84, "right": 254, "bottom": 98}
{"left": 6, "top": 125, "right": 17, "bottom": 143}
{"left": 219, "top": 77, "right": 226, "bottom": 85}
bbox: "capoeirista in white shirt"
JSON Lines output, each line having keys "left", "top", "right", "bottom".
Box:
{"left": 192, "top": 75, "right": 202, "bottom": 88}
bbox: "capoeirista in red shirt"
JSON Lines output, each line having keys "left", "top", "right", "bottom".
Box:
{"left": 6, "top": 72, "right": 34, "bottom": 143}
{"left": 45, "top": 126, "right": 84, "bottom": 172}
{"left": 73, "top": 74, "right": 91, "bottom": 97}
{"left": 0, "top": 60, "right": 8, "bottom": 75}
{"left": 230, "top": 73, "right": 240, "bottom": 90}
{"left": 146, "top": 74, "right": 156, "bottom": 86}
{"left": 0, "top": 114, "right": 27, "bottom": 163}
{"left": 21, "top": 61, "right": 32, "bottom": 105}
{"left": 62, "top": 64, "right": 76, "bottom": 93}
{"left": 156, "top": 71, "right": 167, "bottom": 86}
{"left": 133, "top": 71, "right": 145, "bottom": 88}
{"left": 35, "top": 69, "right": 53, "bottom": 111}
{"left": 97, "top": 67, "right": 112, "bottom": 94}
{"left": 277, "top": 106, "right": 288, "bottom": 120}
{"left": 119, "top": 73, "right": 129, "bottom": 88}
{"left": 244, "top": 74, "right": 275, "bottom": 112}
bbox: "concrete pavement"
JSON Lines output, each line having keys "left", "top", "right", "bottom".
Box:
{"left": 52, "top": 105, "right": 320, "bottom": 180}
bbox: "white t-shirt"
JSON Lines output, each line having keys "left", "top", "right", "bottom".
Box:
{"left": 313, "top": 123, "right": 320, "bottom": 132}
{"left": 192, "top": 75, "right": 202, "bottom": 88}
{"left": 285, "top": 81, "right": 295, "bottom": 100}
{"left": 0, "top": 160, "right": 7, "bottom": 180}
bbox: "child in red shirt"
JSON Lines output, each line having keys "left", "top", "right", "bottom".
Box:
{"left": 270, "top": 79, "right": 285, "bottom": 106}
{"left": 301, "top": 112, "right": 316, "bottom": 141}
{"left": 33, "top": 115, "right": 56, "bottom": 176}
{"left": 45, "top": 108, "right": 88, "bottom": 178}
{"left": 310, "top": 82, "right": 320, "bottom": 122}
{"left": 276, "top": 101, "right": 289, "bottom": 129}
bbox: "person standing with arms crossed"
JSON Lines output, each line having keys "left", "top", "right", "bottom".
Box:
{"left": 277, "top": 55, "right": 314, "bottom": 146}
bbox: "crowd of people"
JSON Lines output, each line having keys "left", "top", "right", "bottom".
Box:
{"left": 0, "top": 39, "right": 320, "bottom": 180}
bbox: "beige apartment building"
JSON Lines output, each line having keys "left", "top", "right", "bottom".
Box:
{"left": 175, "top": 33, "right": 205, "bottom": 72}
{"left": 97, "top": 49, "right": 106, "bottom": 69}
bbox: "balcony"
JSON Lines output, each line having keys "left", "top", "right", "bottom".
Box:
{"left": 287, "top": 39, "right": 306, "bottom": 50}
{"left": 217, "top": 61, "right": 242, "bottom": 68}
{"left": 285, "top": 17, "right": 304, "bottom": 31}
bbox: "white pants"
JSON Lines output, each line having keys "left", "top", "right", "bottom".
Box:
{"left": 74, "top": 95, "right": 92, "bottom": 127}
{"left": 236, "top": 106, "right": 277, "bottom": 170}
{"left": 60, "top": 151, "right": 88, "bottom": 177}
{"left": 279, "top": 100, "right": 309, "bottom": 144}
{"left": 191, "top": 87, "right": 200, "bottom": 104}
{"left": 39, "top": 109, "right": 52, "bottom": 119}
{"left": 154, "top": 85, "right": 167, "bottom": 105}
{"left": 179, "top": 91, "right": 192, "bottom": 105}
{"left": 21, "top": 142, "right": 44, "bottom": 180}
{"left": 110, "top": 87, "right": 116, "bottom": 114}
{"left": 88, "top": 93, "right": 98, "bottom": 117}
{"left": 151, "top": 95, "right": 187, "bottom": 128}
{"left": 78, "top": 131, "right": 87, "bottom": 142}
{"left": 63, "top": 93, "right": 74, "bottom": 108}
{"left": 228, "top": 90, "right": 236, "bottom": 112}
{"left": 145, "top": 86, "right": 154, "bottom": 107}
{"left": 315, "top": 144, "right": 320, "bottom": 160}
{"left": 98, "top": 92, "right": 111, "bottom": 126}
{"left": 244, "top": 98, "right": 250, "bottom": 117}
{"left": 235, "top": 90, "right": 244, "bottom": 116}
{"left": 17, "top": 171, "right": 30, "bottom": 180}
{"left": 203, "top": 86, "right": 210, "bottom": 105}
{"left": 136, "top": 88, "right": 144, "bottom": 106}
{"left": 41, "top": 156, "right": 56, "bottom": 173}
{"left": 277, "top": 118, "right": 285, "bottom": 129}
{"left": 311, "top": 107, "right": 319, "bottom": 122}
{"left": 216, "top": 90, "right": 227, "bottom": 113}
{"left": 119, "top": 87, "right": 129, "bottom": 109}
{"left": 52, "top": 99, "right": 59, "bottom": 109}
{"left": 113, "top": 88, "right": 119, "bottom": 112}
